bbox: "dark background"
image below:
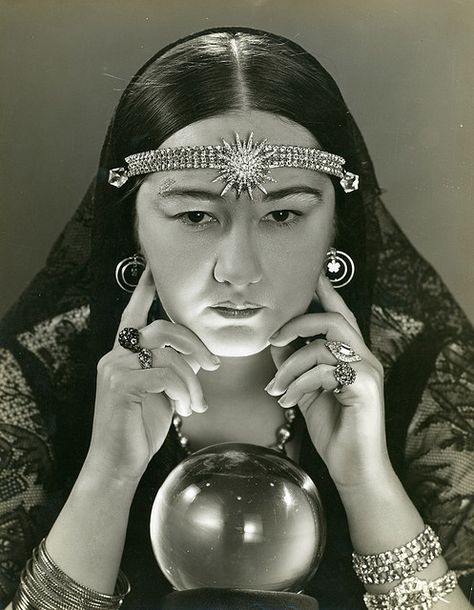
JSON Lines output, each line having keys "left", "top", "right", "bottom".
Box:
{"left": 1, "top": 0, "right": 473, "bottom": 322}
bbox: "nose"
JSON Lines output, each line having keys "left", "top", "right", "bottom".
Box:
{"left": 213, "top": 222, "right": 263, "bottom": 286}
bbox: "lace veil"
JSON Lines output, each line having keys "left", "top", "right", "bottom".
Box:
{"left": 1, "top": 26, "right": 472, "bottom": 608}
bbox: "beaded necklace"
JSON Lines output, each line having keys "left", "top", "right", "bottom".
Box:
{"left": 172, "top": 406, "right": 297, "bottom": 456}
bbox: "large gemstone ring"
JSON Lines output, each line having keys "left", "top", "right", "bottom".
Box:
{"left": 325, "top": 340, "right": 361, "bottom": 363}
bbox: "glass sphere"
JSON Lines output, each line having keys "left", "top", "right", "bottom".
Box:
{"left": 150, "top": 443, "right": 326, "bottom": 592}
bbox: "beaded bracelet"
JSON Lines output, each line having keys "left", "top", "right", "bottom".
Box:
{"left": 363, "top": 569, "right": 458, "bottom": 610}
{"left": 13, "top": 538, "right": 130, "bottom": 610}
{"left": 352, "top": 524, "right": 442, "bottom": 585}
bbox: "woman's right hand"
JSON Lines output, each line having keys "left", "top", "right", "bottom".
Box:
{"left": 84, "top": 265, "right": 221, "bottom": 483}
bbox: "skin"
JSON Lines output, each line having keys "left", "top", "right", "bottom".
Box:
{"left": 34, "top": 110, "right": 471, "bottom": 609}
{"left": 135, "top": 110, "right": 336, "bottom": 400}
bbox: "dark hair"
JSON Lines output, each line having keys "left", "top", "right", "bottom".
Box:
{"left": 92, "top": 27, "right": 382, "bottom": 361}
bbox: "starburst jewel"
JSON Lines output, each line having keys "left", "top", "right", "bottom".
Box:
{"left": 211, "top": 132, "right": 277, "bottom": 200}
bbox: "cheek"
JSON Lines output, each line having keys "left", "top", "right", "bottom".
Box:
{"left": 140, "top": 227, "right": 211, "bottom": 310}
{"left": 273, "top": 254, "right": 321, "bottom": 307}
{"left": 267, "top": 226, "right": 331, "bottom": 289}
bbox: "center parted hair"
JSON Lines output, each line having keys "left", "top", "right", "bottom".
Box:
{"left": 92, "top": 26, "right": 382, "bottom": 360}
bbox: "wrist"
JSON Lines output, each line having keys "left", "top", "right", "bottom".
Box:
{"left": 332, "top": 453, "right": 397, "bottom": 497}
{"left": 335, "top": 467, "right": 428, "bottom": 561}
{"left": 80, "top": 451, "right": 144, "bottom": 493}
{"left": 336, "top": 465, "right": 404, "bottom": 511}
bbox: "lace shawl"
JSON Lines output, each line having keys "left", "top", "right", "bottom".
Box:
{"left": 0, "top": 201, "right": 472, "bottom": 608}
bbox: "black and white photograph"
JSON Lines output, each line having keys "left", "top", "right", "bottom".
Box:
{"left": 1, "top": 2, "right": 473, "bottom": 608}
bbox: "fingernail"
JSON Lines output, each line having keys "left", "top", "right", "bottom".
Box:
{"left": 265, "top": 378, "right": 286, "bottom": 396}
{"left": 211, "top": 355, "right": 221, "bottom": 365}
{"left": 266, "top": 384, "right": 286, "bottom": 397}
{"left": 264, "top": 378, "right": 276, "bottom": 393}
{"left": 269, "top": 335, "right": 288, "bottom": 346}
{"left": 205, "top": 362, "right": 220, "bottom": 372}
{"left": 278, "top": 394, "right": 297, "bottom": 408}
{"left": 269, "top": 330, "right": 280, "bottom": 341}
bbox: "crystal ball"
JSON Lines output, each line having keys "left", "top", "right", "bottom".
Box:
{"left": 150, "top": 443, "right": 326, "bottom": 592}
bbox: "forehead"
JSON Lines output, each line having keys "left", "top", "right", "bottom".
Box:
{"left": 149, "top": 109, "right": 332, "bottom": 197}
{"left": 159, "top": 109, "right": 321, "bottom": 149}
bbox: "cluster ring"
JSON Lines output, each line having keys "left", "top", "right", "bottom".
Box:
{"left": 137, "top": 348, "right": 153, "bottom": 370}
{"left": 118, "top": 327, "right": 141, "bottom": 353}
{"left": 118, "top": 326, "right": 153, "bottom": 369}
{"left": 333, "top": 362, "right": 357, "bottom": 393}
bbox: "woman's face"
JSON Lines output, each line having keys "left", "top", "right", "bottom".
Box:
{"left": 136, "top": 110, "right": 336, "bottom": 357}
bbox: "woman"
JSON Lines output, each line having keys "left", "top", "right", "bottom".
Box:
{"left": 1, "top": 26, "right": 473, "bottom": 609}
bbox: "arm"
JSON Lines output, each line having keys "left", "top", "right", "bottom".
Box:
{"left": 337, "top": 468, "right": 472, "bottom": 608}
{"left": 5, "top": 267, "right": 217, "bottom": 607}
{"left": 336, "top": 338, "right": 474, "bottom": 608}
{"left": 267, "top": 274, "right": 473, "bottom": 608}
{"left": 42, "top": 457, "right": 140, "bottom": 594}
{"left": 4, "top": 464, "right": 139, "bottom": 610}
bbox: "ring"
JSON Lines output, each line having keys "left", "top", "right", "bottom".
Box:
{"left": 137, "top": 348, "right": 153, "bottom": 369}
{"left": 325, "top": 340, "right": 361, "bottom": 363}
{"left": 118, "top": 327, "right": 141, "bottom": 353}
{"left": 333, "top": 362, "right": 357, "bottom": 392}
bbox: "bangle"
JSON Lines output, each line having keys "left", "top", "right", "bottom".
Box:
{"left": 363, "top": 569, "right": 458, "bottom": 610}
{"left": 352, "top": 524, "right": 442, "bottom": 585}
{"left": 13, "top": 538, "right": 131, "bottom": 610}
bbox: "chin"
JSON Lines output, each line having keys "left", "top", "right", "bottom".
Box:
{"left": 199, "top": 330, "right": 269, "bottom": 358}
{"left": 214, "top": 343, "right": 268, "bottom": 358}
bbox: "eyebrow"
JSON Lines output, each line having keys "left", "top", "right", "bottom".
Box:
{"left": 158, "top": 185, "right": 324, "bottom": 204}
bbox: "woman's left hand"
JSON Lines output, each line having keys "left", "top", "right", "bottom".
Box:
{"left": 267, "top": 273, "right": 393, "bottom": 489}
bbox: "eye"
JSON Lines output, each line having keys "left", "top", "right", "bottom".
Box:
{"left": 263, "top": 210, "right": 302, "bottom": 228}
{"left": 175, "top": 211, "right": 217, "bottom": 228}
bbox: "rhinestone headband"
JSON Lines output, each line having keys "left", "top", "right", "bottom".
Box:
{"left": 108, "top": 132, "right": 359, "bottom": 199}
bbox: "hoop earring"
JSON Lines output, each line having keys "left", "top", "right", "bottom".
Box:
{"left": 115, "top": 254, "right": 146, "bottom": 293}
{"left": 324, "top": 247, "right": 355, "bottom": 289}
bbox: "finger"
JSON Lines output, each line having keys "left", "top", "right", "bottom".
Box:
{"left": 268, "top": 312, "right": 365, "bottom": 354}
{"left": 151, "top": 346, "right": 208, "bottom": 413}
{"left": 266, "top": 340, "right": 337, "bottom": 396}
{"left": 278, "top": 361, "right": 375, "bottom": 409}
{"left": 114, "top": 265, "right": 156, "bottom": 348}
{"left": 141, "top": 319, "right": 221, "bottom": 372}
{"left": 315, "top": 273, "right": 362, "bottom": 336}
{"left": 269, "top": 343, "right": 296, "bottom": 372}
{"left": 117, "top": 367, "right": 192, "bottom": 412}
{"left": 116, "top": 345, "right": 208, "bottom": 413}
{"left": 275, "top": 364, "right": 338, "bottom": 408}
{"left": 298, "top": 390, "right": 321, "bottom": 415}
{"left": 170, "top": 397, "right": 192, "bottom": 418}
{"left": 181, "top": 354, "right": 201, "bottom": 375}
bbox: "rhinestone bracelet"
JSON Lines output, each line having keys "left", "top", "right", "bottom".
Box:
{"left": 363, "top": 569, "right": 458, "bottom": 610}
{"left": 352, "top": 524, "right": 442, "bottom": 585}
{"left": 13, "top": 538, "right": 130, "bottom": 610}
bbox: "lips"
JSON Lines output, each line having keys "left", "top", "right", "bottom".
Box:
{"left": 211, "top": 306, "right": 263, "bottom": 319}
{"left": 213, "top": 300, "right": 263, "bottom": 310}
